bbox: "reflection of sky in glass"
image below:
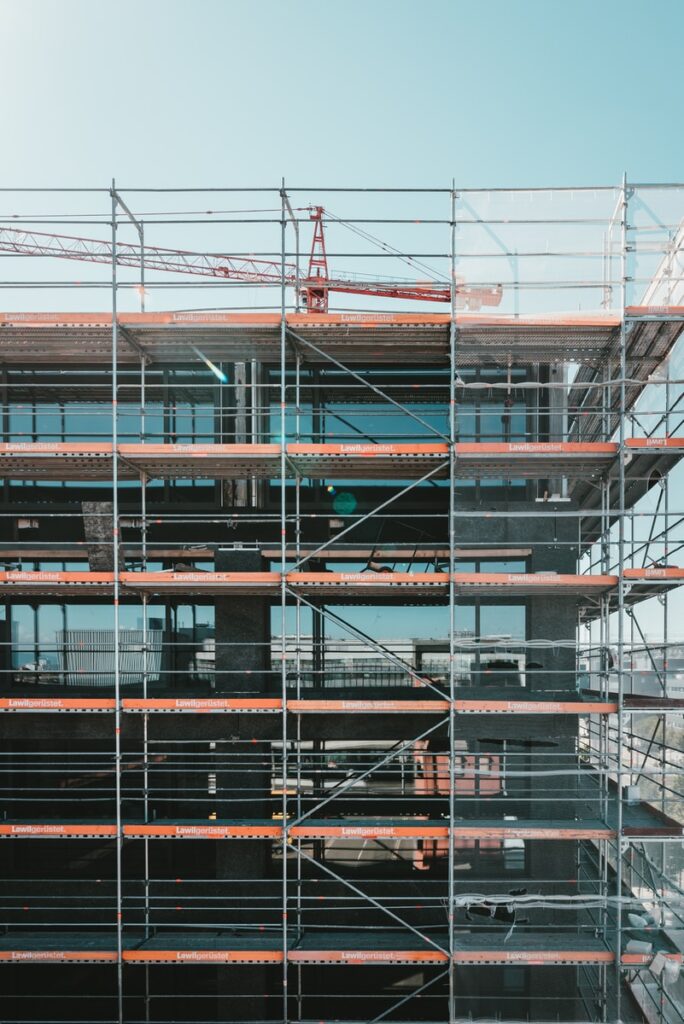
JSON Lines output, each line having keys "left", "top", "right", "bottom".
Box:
{"left": 272, "top": 602, "right": 526, "bottom": 642}
{"left": 9, "top": 601, "right": 215, "bottom": 670}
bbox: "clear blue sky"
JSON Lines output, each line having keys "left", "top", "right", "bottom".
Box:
{"left": 1, "top": 0, "right": 682, "bottom": 189}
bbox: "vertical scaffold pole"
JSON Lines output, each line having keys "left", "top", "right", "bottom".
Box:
{"left": 280, "top": 179, "right": 289, "bottom": 1024}
{"left": 139, "top": 220, "right": 145, "bottom": 312}
{"left": 660, "top": 352, "right": 670, "bottom": 1023}
{"left": 448, "top": 183, "right": 457, "bottom": 1024}
{"left": 142, "top": 496, "right": 150, "bottom": 1016}
{"left": 615, "top": 173, "right": 629, "bottom": 1019}
{"left": 599, "top": 481, "right": 607, "bottom": 833}
{"left": 662, "top": 357, "right": 670, "bottom": 813}
{"left": 294, "top": 349, "right": 303, "bottom": 1019}
{"left": 140, "top": 348, "right": 150, "bottom": 1021}
{"left": 111, "top": 180, "right": 124, "bottom": 1024}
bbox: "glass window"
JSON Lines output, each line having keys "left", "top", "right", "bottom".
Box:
{"left": 480, "top": 604, "right": 526, "bottom": 640}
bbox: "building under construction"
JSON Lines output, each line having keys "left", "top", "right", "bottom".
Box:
{"left": 0, "top": 183, "right": 682, "bottom": 1023}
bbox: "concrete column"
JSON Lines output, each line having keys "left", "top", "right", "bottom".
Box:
{"left": 215, "top": 548, "right": 273, "bottom": 1018}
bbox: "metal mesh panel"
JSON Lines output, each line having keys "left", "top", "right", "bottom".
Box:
{"left": 56, "top": 629, "right": 162, "bottom": 687}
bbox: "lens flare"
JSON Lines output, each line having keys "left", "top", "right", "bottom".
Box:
{"left": 333, "top": 491, "right": 357, "bottom": 515}
{"left": 191, "top": 345, "right": 228, "bottom": 384}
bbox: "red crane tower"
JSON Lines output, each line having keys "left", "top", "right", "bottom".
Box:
{"left": 0, "top": 208, "right": 503, "bottom": 313}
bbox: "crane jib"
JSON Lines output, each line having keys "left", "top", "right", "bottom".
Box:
{"left": 0, "top": 220, "right": 503, "bottom": 313}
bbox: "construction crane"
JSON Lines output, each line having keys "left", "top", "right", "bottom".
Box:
{"left": 0, "top": 207, "right": 502, "bottom": 313}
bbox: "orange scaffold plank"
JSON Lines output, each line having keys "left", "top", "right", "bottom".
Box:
{"left": 285, "top": 948, "right": 677, "bottom": 966}
{"left": 286, "top": 572, "right": 449, "bottom": 596}
{"left": 0, "top": 824, "right": 117, "bottom": 838}
{"left": 124, "top": 950, "right": 283, "bottom": 964}
{"left": 0, "top": 570, "right": 620, "bottom": 597}
{"left": 0, "top": 821, "right": 616, "bottom": 841}
{"left": 0, "top": 309, "right": 640, "bottom": 366}
{"left": 452, "top": 699, "right": 618, "bottom": 714}
{"left": 625, "top": 305, "right": 684, "bottom": 318}
{"left": 454, "top": 441, "right": 617, "bottom": 478}
{"left": 287, "top": 699, "right": 450, "bottom": 713}
{"left": 0, "top": 697, "right": 617, "bottom": 714}
{"left": 1, "top": 439, "right": 681, "bottom": 491}
{"left": 0, "top": 440, "right": 625, "bottom": 482}
{"left": 118, "top": 571, "right": 281, "bottom": 595}
{"left": 452, "top": 572, "right": 617, "bottom": 596}
{"left": 287, "top": 443, "right": 449, "bottom": 479}
{"left": 287, "top": 949, "right": 448, "bottom": 965}
{"left": 1, "top": 947, "right": 678, "bottom": 966}
{"left": 451, "top": 950, "right": 606, "bottom": 966}
{"left": 122, "top": 698, "right": 281, "bottom": 713}
{"left": 0, "top": 951, "right": 118, "bottom": 963}
{"left": 118, "top": 443, "right": 281, "bottom": 479}
{"left": 288, "top": 823, "right": 613, "bottom": 840}
{"left": 288, "top": 698, "right": 616, "bottom": 715}
{"left": 284, "top": 948, "right": 673, "bottom": 967}
{"left": 626, "top": 437, "right": 684, "bottom": 451}
{"left": 123, "top": 824, "right": 281, "bottom": 839}
{"left": 0, "top": 698, "right": 115, "bottom": 712}
{"left": 456, "top": 442, "right": 617, "bottom": 455}
{"left": 0, "top": 308, "right": 680, "bottom": 369}
{"left": 0, "top": 442, "right": 116, "bottom": 480}
{"left": 624, "top": 567, "right": 684, "bottom": 581}
{"left": 0, "top": 571, "right": 114, "bottom": 595}
{"left": 0, "top": 311, "right": 625, "bottom": 331}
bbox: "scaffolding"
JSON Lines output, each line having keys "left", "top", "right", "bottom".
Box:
{"left": 0, "top": 182, "right": 683, "bottom": 1024}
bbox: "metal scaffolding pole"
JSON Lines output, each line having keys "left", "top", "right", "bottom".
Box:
{"left": 615, "top": 173, "right": 629, "bottom": 1019}
{"left": 280, "top": 180, "right": 289, "bottom": 1024}
{"left": 110, "top": 180, "right": 124, "bottom": 1024}
{"left": 448, "top": 183, "right": 457, "bottom": 1024}
{"left": 294, "top": 348, "right": 303, "bottom": 1020}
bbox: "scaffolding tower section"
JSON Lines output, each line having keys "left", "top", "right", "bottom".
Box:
{"left": 0, "top": 182, "right": 682, "bottom": 1024}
